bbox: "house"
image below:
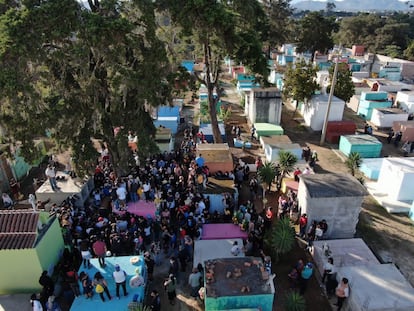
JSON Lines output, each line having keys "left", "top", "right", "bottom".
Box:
{"left": 0, "top": 210, "right": 64, "bottom": 294}
{"left": 297, "top": 173, "right": 367, "bottom": 239}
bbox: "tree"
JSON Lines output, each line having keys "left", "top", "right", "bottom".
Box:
{"left": 282, "top": 59, "right": 319, "bottom": 115}
{"left": 345, "top": 152, "right": 362, "bottom": 176}
{"left": 327, "top": 62, "right": 355, "bottom": 103}
{"left": 404, "top": 40, "right": 414, "bottom": 61}
{"left": 325, "top": 2, "right": 336, "bottom": 16}
{"left": 0, "top": 0, "right": 177, "bottom": 175}
{"left": 258, "top": 162, "right": 277, "bottom": 192}
{"left": 277, "top": 150, "right": 297, "bottom": 190}
{"left": 261, "top": 0, "right": 294, "bottom": 57}
{"left": 294, "top": 11, "right": 338, "bottom": 60}
{"left": 158, "top": 0, "right": 269, "bottom": 143}
{"left": 265, "top": 217, "right": 296, "bottom": 261}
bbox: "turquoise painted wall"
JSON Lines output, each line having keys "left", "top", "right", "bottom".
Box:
{"left": 205, "top": 293, "right": 274, "bottom": 311}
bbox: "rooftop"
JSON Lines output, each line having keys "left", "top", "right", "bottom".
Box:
{"left": 0, "top": 210, "right": 40, "bottom": 250}
{"left": 300, "top": 173, "right": 368, "bottom": 198}
{"left": 205, "top": 257, "right": 274, "bottom": 298}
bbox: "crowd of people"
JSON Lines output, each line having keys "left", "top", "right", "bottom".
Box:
{"left": 30, "top": 125, "right": 281, "bottom": 310}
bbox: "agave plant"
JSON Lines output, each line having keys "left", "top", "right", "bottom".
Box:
{"left": 285, "top": 291, "right": 306, "bottom": 311}
{"left": 345, "top": 151, "right": 362, "bottom": 176}
{"left": 265, "top": 217, "right": 296, "bottom": 261}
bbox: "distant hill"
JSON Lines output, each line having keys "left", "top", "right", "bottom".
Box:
{"left": 292, "top": 0, "right": 410, "bottom": 12}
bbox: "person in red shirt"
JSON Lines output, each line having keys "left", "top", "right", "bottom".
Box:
{"left": 255, "top": 156, "right": 263, "bottom": 170}
{"left": 299, "top": 214, "right": 308, "bottom": 238}
{"left": 93, "top": 237, "right": 107, "bottom": 268}
{"left": 293, "top": 168, "right": 302, "bottom": 182}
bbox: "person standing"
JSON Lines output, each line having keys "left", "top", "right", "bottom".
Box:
{"left": 93, "top": 271, "right": 112, "bottom": 302}
{"left": 39, "top": 271, "right": 54, "bottom": 303}
{"left": 80, "top": 239, "right": 92, "bottom": 269}
{"left": 251, "top": 125, "right": 256, "bottom": 140}
{"left": 92, "top": 237, "right": 107, "bottom": 268}
{"left": 335, "top": 277, "right": 349, "bottom": 310}
{"left": 168, "top": 256, "right": 179, "bottom": 279}
{"left": 299, "top": 262, "right": 313, "bottom": 295}
{"left": 188, "top": 268, "right": 201, "bottom": 299}
{"left": 45, "top": 164, "right": 59, "bottom": 191}
{"left": 149, "top": 290, "right": 161, "bottom": 311}
{"left": 299, "top": 214, "right": 308, "bottom": 238}
{"left": 113, "top": 264, "right": 128, "bottom": 299}
{"left": 144, "top": 252, "right": 155, "bottom": 281}
{"left": 163, "top": 274, "right": 177, "bottom": 305}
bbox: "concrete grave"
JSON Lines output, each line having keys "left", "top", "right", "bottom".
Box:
{"left": 193, "top": 239, "right": 244, "bottom": 268}
{"left": 336, "top": 264, "right": 414, "bottom": 311}
{"left": 311, "top": 239, "right": 380, "bottom": 277}
{"left": 298, "top": 173, "right": 367, "bottom": 239}
{"left": 35, "top": 172, "right": 92, "bottom": 207}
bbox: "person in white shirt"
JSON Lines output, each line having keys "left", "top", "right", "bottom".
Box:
{"left": 143, "top": 182, "right": 151, "bottom": 202}
{"left": 116, "top": 185, "right": 127, "bottom": 210}
{"left": 113, "top": 264, "right": 128, "bottom": 299}
{"left": 45, "top": 164, "right": 59, "bottom": 191}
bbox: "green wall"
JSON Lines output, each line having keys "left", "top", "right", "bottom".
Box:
{"left": 0, "top": 215, "right": 64, "bottom": 294}
{"left": 36, "top": 215, "right": 65, "bottom": 272}
{"left": 0, "top": 248, "right": 42, "bottom": 294}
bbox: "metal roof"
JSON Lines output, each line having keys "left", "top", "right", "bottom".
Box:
{"left": 0, "top": 211, "right": 40, "bottom": 250}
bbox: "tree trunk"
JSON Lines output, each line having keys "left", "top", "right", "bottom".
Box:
{"left": 204, "top": 41, "right": 222, "bottom": 143}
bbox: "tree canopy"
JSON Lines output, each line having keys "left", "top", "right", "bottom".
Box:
{"left": 157, "top": 0, "right": 269, "bottom": 143}
{"left": 262, "top": 0, "right": 294, "bottom": 56}
{"left": 327, "top": 62, "right": 355, "bottom": 103}
{"left": 282, "top": 59, "right": 319, "bottom": 111}
{"left": 294, "top": 11, "right": 337, "bottom": 59}
{"left": 0, "top": 0, "right": 180, "bottom": 175}
{"left": 334, "top": 13, "right": 413, "bottom": 58}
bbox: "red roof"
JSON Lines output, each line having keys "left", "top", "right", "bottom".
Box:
{"left": 0, "top": 211, "right": 40, "bottom": 250}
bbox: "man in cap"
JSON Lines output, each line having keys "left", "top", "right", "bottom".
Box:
{"left": 113, "top": 264, "right": 128, "bottom": 299}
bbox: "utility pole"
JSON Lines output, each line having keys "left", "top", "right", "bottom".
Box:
{"left": 320, "top": 55, "right": 339, "bottom": 145}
